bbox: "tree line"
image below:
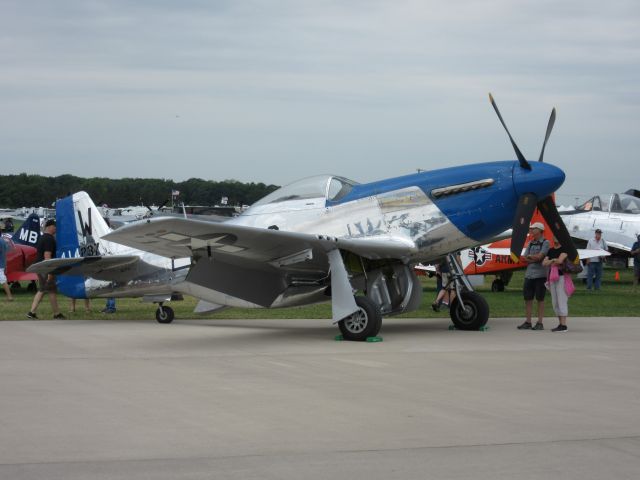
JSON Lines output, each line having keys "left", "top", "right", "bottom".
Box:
{"left": 0, "top": 173, "right": 279, "bottom": 208}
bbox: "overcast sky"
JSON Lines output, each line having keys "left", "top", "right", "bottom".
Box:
{"left": 1, "top": 0, "right": 638, "bottom": 204}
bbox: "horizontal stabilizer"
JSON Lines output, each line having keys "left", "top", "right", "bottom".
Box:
{"left": 27, "top": 255, "right": 140, "bottom": 279}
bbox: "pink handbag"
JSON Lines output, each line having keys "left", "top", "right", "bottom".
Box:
{"left": 564, "top": 274, "right": 576, "bottom": 296}
{"left": 549, "top": 264, "right": 560, "bottom": 282}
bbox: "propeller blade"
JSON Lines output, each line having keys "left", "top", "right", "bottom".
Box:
{"left": 538, "top": 107, "right": 556, "bottom": 163}
{"left": 537, "top": 196, "right": 578, "bottom": 262}
{"left": 510, "top": 193, "right": 538, "bottom": 262}
{"left": 489, "top": 93, "right": 531, "bottom": 170}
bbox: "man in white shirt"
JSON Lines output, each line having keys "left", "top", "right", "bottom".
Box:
{"left": 586, "top": 229, "right": 608, "bottom": 291}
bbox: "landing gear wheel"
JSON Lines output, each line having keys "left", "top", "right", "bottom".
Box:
{"left": 156, "top": 305, "right": 175, "bottom": 324}
{"left": 450, "top": 291, "right": 489, "bottom": 330}
{"left": 491, "top": 279, "right": 505, "bottom": 292}
{"left": 338, "top": 296, "right": 382, "bottom": 341}
{"left": 27, "top": 281, "right": 37, "bottom": 292}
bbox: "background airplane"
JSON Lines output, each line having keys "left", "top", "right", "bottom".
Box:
{"left": 2, "top": 213, "right": 41, "bottom": 287}
{"left": 459, "top": 205, "right": 610, "bottom": 291}
{"left": 561, "top": 191, "right": 640, "bottom": 267}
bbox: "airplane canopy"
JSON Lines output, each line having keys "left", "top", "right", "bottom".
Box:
{"left": 250, "top": 175, "right": 359, "bottom": 208}
{"left": 577, "top": 193, "right": 640, "bottom": 214}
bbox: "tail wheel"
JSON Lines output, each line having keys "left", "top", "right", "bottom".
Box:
{"left": 338, "top": 296, "right": 382, "bottom": 341}
{"left": 156, "top": 305, "right": 175, "bottom": 324}
{"left": 450, "top": 291, "right": 489, "bottom": 330}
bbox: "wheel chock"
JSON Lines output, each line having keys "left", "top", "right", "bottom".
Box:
{"left": 334, "top": 335, "right": 383, "bottom": 342}
{"left": 448, "top": 325, "right": 491, "bottom": 332}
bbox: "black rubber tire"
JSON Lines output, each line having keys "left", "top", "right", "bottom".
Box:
{"left": 450, "top": 291, "right": 489, "bottom": 330}
{"left": 491, "top": 279, "right": 505, "bottom": 292}
{"left": 155, "top": 305, "right": 175, "bottom": 324}
{"left": 27, "top": 281, "right": 37, "bottom": 292}
{"left": 338, "top": 296, "right": 382, "bottom": 341}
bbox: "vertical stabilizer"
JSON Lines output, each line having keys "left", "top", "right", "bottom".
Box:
{"left": 56, "top": 191, "right": 115, "bottom": 298}
{"left": 12, "top": 213, "right": 41, "bottom": 247}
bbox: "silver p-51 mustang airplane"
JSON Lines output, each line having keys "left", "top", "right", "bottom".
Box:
{"left": 30, "top": 95, "right": 577, "bottom": 340}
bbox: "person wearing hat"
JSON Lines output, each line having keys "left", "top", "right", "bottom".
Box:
{"left": 585, "top": 228, "right": 608, "bottom": 291}
{"left": 631, "top": 233, "right": 640, "bottom": 291}
{"left": 518, "top": 222, "right": 551, "bottom": 330}
{"left": 26, "top": 219, "right": 65, "bottom": 320}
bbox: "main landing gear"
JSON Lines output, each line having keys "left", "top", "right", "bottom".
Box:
{"left": 155, "top": 303, "right": 175, "bottom": 324}
{"left": 338, "top": 296, "right": 382, "bottom": 342}
{"left": 443, "top": 253, "right": 490, "bottom": 331}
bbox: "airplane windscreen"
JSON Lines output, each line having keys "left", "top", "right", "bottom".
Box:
{"left": 327, "top": 176, "right": 357, "bottom": 202}
{"left": 616, "top": 194, "right": 640, "bottom": 214}
{"left": 577, "top": 195, "right": 602, "bottom": 211}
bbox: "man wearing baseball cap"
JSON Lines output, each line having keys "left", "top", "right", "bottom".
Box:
{"left": 26, "top": 219, "right": 65, "bottom": 320}
{"left": 518, "top": 222, "right": 550, "bottom": 330}
{"left": 585, "top": 228, "right": 608, "bottom": 291}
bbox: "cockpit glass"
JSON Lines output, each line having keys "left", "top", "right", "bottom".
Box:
{"left": 617, "top": 194, "right": 640, "bottom": 214}
{"left": 577, "top": 196, "right": 601, "bottom": 211}
{"left": 327, "top": 176, "right": 357, "bottom": 201}
{"left": 250, "top": 175, "right": 358, "bottom": 208}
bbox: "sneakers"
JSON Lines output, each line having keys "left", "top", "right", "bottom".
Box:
{"left": 26, "top": 311, "right": 38, "bottom": 320}
{"left": 551, "top": 324, "right": 568, "bottom": 332}
{"left": 517, "top": 321, "right": 532, "bottom": 330}
{"left": 53, "top": 313, "right": 66, "bottom": 319}
{"left": 431, "top": 302, "right": 440, "bottom": 312}
{"left": 532, "top": 322, "right": 544, "bottom": 331}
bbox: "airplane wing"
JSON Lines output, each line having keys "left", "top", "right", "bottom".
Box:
{"left": 602, "top": 241, "right": 630, "bottom": 253}
{"left": 103, "top": 217, "right": 417, "bottom": 262}
{"left": 27, "top": 256, "right": 141, "bottom": 280}
{"left": 104, "top": 217, "right": 417, "bottom": 315}
{"left": 485, "top": 247, "right": 610, "bottom": 260}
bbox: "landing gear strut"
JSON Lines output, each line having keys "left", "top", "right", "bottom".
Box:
{"left": 155, "top": 304, "right": 175, "bottom": 324}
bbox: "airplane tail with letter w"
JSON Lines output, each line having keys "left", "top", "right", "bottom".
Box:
{"left": 28, "top": 191, "right": 189, "bottom": 303}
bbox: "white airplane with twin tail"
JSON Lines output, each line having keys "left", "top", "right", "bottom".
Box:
{"left": 30, "top": 95, "right": 577, "bottom": 340}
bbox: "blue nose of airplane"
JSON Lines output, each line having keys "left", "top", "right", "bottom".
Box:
{"left": 513, "top": 161, "right": 565, "bottom": 199}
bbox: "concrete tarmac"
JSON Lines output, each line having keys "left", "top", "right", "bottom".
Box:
{"left": 1, "top": 316, "right": 639, "bottom": 479}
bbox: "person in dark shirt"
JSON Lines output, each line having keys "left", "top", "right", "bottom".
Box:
{"left": 26, "top": 219, "right": 65, "bottom": 319}
{"left": 631, "top": 234, "right": 640, "bottom": 291}
{"left": 542, "top": 237, "right": 570, "bottom": 332}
